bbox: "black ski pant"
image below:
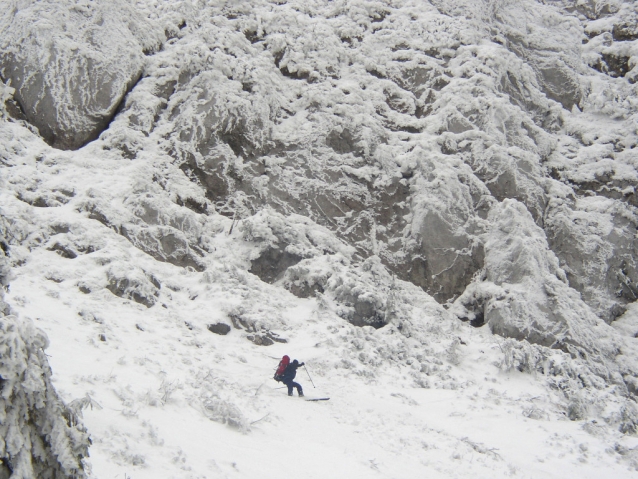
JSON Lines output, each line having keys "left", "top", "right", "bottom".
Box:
{"left": 284, "top": 379, "right": 302, "bottom": 396}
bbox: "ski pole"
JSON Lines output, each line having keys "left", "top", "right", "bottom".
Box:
{"left": 304, "top": 365, "right": 316, "bottom": 388}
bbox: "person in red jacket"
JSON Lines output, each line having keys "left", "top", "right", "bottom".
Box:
{"left": 281, "top": 359, "right": 304, "bottom": 397}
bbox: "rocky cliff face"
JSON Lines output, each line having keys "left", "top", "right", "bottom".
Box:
{"left": 75, "top": 0, "right": 638, "bottom": 325}
{"left": 1, "top": 0, "right": 638, "bottom": 471}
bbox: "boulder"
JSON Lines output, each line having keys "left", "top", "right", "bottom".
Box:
{"left": 106, "top": 264, "right": 159, "bottom": 308}
{"left": 207, "top": 323, "right": 231, "bottom": 335}
{"left": 0, "top": 0, "right": 162, "bottom": 150}
{"left": 121, "top": 224, "right": 205, "bottom": 272}
{"left": 250, "top": 246, "right": 303, "bottom": 283}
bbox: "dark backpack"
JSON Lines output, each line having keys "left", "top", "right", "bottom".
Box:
{"left": 273, "top": 355, "right": 290, "bottom": 382}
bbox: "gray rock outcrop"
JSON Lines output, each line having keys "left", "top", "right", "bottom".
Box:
{"left": 0, "top": 0, "right": 163, "bottom": 150}
{"left": 462, "top": 199, "right": 616, "bottom": 360}
{"left": 106, "top": 263, "right": 160, "bottom": 308}
{"left": 36, "top": 0, "right": 632, "bottom": 325}
{"left": 546, "top": 196, "right": 638, "bottom": 322}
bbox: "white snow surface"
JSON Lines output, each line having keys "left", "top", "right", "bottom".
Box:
{"left": 1, "top": 0, "right": 638, "bottom": 478}
{"left": 0, "top": 126, "right": 635, "bottom": 478}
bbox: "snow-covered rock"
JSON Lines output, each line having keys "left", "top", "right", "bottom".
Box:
{"left": 0, "top": 0, "right": 163, "bottom": 150}
{"left": 1, "top": 0, "right": 638, "bottom": 477}
{"left": 0, "top": 221, "right": 12, "bottom": 316}
{"left": 455, "top": 199, "right": 617, "bottom": 359}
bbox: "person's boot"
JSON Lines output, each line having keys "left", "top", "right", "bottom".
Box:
{"left": 288, "top": 392, "right": 293, "bottom": 396}
{"left": 298, "top": 391, "right": 304, "bottom": 397}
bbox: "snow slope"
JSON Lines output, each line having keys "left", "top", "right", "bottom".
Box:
{"left": 1, "top": 0, "right": 638, "bottom": 477}
{"left": 8, "top": 255, "right": 638, "bottom": 479}
{"left": 0, "top": 137, "right": 636, "bottom": 477}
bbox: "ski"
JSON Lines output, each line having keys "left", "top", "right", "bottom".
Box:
{"left": 305, "top": 397, "right": 330, "bottom": 401}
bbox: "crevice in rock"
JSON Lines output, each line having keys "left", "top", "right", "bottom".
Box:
{"left": 96, "top": 71, "right": 145, "bottom": 148}
{"left": 0, "top": 457, "right": 12, "bottom": 479}
{"left": 249, "top": 246, "right": 303, "bottom": 283}
{"left": 592, "top": 53, "right": 631, "bottom": 78}
{"left": 175, "top": 195, "right": 209, "bottom": 215}
{"left": 272, "top": 50, "right": 285, "bottom": 68}
{"left": 280, "top": 66, "right": 310, "bottom": 81}
{"left": 47, "top": 243, "right": 78, "bottom": 259}
{"left": 367, "top": 69, "right": 385, "bottom": 79}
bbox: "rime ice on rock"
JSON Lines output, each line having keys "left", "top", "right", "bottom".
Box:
{"left": 472, "top": 199, "right": 615, "bottom": 359}
{"left": 0, "top": 0, "right": 163, "bottom": 150}
{"left": 0, "top": 226, "right": 10, "bottom": 317}
{"left": 0, "top": 1, "right": 638, "bottom": 474}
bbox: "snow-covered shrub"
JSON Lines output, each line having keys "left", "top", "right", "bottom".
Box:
{"left": 567, "top": 396, "right": 588, "bottom": 421}
{"left": 499, "top": 338, "right": 546, "bottom": 374}
{"left": 614, "top": 443, "right": 638, "bottom": 472}
{"left": 202, "top": 398, "right": 249, "bottom": 433}
{"left": 0, "top": 315, "right": 90, "bottom": 478}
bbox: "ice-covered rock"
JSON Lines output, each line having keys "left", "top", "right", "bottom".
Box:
{"left": 545, "top": 195, "right": 638, "bottom": 322}
{"left": 106, "top": 263, "right": 160, "bottom": 308}
{"left": 0, "top": 0, "right": 163, "bottom": 150}
{"left": 455, "top": 199, "right": 618, "bottom": 360}
{"left": 241, "top": 209, "right": 355, "bottom": 282}
{"left": 0, "top": 221, "right": 11, "bottom": 316}
{"left": 97, "top": 0, "right": 632, "bottom": 315}
{"left": 1, "top": 1, "right": 638, "bottom": 473}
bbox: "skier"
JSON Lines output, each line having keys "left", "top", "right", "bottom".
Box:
{"left": 282, "top": 359, "right": 305, "bottom": 397}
